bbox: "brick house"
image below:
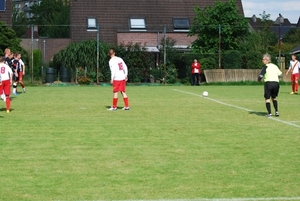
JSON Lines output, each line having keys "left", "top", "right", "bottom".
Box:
{"left": 0, "top": 0, "right": 12, "bottom": 26}
{"left": 70, "top": 0, "right": 244, "bottom": 49}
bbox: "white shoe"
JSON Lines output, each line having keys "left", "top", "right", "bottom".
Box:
{"left": 107, "top": 107, "right": 117, "bottom": 111}
{"left": 122, "top": 107, "right": 130, "bottom": 110}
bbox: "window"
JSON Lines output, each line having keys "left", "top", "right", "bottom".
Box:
{"left": 0, "top": 0, "right": 6, "bottom": 11}
{"left": 87, "top": 17, "right": 98, "bottom": 31}
{"left": 15, "top": 3, "right": 21, "bottom": 9}
{"left": 130, "top": 18, "right": 146, "bottom": 29}
{"left": 173, "top": 18, "right": 190, "bottom": 30}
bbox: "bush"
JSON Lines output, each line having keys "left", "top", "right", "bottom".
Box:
{"left": 243, "top": 50, "right": 262, "bottom": 69}
{"left": 166, "top": 64, "right": 178, "bottom": 84}
{"left": 222, "top": 50, "right": 242, "bottom": 69}
{"left": 200, "top": 57, "right": 218, "bottom": 70}
{"left": 150, "top": 68, "right": 163, "bottom": 80}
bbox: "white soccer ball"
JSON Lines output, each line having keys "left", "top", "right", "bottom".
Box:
{"left": 202, "top": 91, "right": 209, "bottom": 97}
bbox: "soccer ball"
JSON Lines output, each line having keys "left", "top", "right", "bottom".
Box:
{"left": 202, "top": 91, "right": 208, "bottom": 97}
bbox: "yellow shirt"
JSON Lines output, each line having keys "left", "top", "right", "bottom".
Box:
{"left": 260, "top": 63, "right": 282, "bottom": 82}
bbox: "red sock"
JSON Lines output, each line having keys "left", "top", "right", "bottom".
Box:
{"left": 295, "top": 83, "right": 299, "bottom": 92}
{"left": 6, "top": 96, "right": 10, "bottom": 111}
{"left": 20, "top": 82, "right": 25, "bottom": 88}
{"left": 292, "top": 83, "right": 295, "bottom": 92}
{"left": 123, "top": 97, "right": 129, "bottom": 108}
{"left": 113, "top": 98, "right": 118, "bottom": 108}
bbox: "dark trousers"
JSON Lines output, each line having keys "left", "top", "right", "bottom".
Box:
{"left": 191, "top": 73, "right": 200, "bottom": 86}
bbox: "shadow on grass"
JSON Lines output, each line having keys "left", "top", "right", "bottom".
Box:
{"left": 0, "top": 108, "right": 14, "bottom": 112}
{"left": 249, "top": 111, "right": 266, "bottom": 117}
{"left": 105, "top": 106, "right": 124, "bottom": 110}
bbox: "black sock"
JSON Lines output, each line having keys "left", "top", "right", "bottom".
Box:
{"left": 273, "top": 100, "right": 278, "bottom": 112}
{"left": 266, "top": 102, "right": 271, "bottom": 114}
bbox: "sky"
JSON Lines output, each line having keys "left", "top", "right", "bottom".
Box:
{"left": 242, "top": 0, "right": 300, "bottom": 23}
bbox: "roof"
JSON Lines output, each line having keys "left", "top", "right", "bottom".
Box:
{"left": 290, "top": 45, "right": 300, "bottom": 54}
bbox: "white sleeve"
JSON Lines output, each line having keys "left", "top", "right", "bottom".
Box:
{"left": 109, "top": 60, "right": 115, "bottom": 80}
{"left": 19, "top": 59, "right": 24, "bottom": 66}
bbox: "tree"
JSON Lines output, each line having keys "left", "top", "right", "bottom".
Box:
{"left": 0, "top": 21, "right": 28, "bottom": 70}
{"left": 0, "top": 21, "right": 23, "bottom": 53}
{"left": 189, "top": 0, "right": 249, "bottom": 53}
{"left": 30, "top": 0, "right": 70, "bottom": 38}
{"left": 12, "top": 4, "right": 29, "bottom": 38}
{"left": 282, "top": 27, "right": 300, "bottom": 45}
{"left": 257, "top": 11, "right": 277, "bottom": 50}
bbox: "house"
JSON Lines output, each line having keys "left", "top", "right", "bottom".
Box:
{"left": 0, "top": 0, "right": 12, "bottom": 26}
{"left": 70, "top": 0, "right": 244, "bottom": 49}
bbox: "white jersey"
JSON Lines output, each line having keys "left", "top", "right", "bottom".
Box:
{"left": 19, "top": 59, "right": 24, "bottom": 71}
{"left": 289, "top": 60, "right": 300, "bottom": 74}
{"left": 109, "top": 56, "right": 128, "bottom": 81}
{"left": 0, "top": 63, "right": 13, "bottom": 81}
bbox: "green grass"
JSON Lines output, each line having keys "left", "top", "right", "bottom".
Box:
{"left": 0, "top": 85, "right": 299, "bottom": 201}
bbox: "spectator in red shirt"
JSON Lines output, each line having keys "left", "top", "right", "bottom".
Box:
{"left": 191, "top": 59, "right": 201, "bottom": 86}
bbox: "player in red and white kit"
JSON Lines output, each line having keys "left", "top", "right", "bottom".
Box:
{"left": 1, "top": 49, "right": 13, "bottom": 101}
{"left": 107, "top": 48, "right": 129, "bottom": 111}
{"left": 12, "top": 52, "right": 26, "bottom": 94}
{"left": 286, "top": 54, "right": 300, "bottom": 94}
{"left": 0, "top": 55, "right": 13, "bottom": 113}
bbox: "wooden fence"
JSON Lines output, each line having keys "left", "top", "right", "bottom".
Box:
{"left": 203, "top": 69, "right": 290, "bottom": 83}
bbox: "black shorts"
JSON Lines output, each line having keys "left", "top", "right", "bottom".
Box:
{"left": 264, "top": 81, "right": 280, "bottom": 99}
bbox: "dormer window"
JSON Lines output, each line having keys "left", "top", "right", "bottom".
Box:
{"left": 129, "top": 18, "right": 146, "bottom": 30}
{"left": 87, "top": 17, "right": 98, "bottom": 31}
{"left": 173, "top": 17, "right": 190, "bottom": 30}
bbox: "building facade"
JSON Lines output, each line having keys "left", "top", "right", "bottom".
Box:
{"left": 0, "top": 0, "right": 13, "bottom": 26}
{"left": 70, "top": 0, "right": 244, "bottom": 48}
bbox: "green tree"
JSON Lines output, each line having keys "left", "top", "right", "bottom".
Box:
{"left": 189, "top": 0, "right": 249, "bottom": 53}
{"left": 282, "top": 28, "right": 300, "bottom": 45}
{"left": 257, "top": 11, "right": 277, "bottom": 50}
{"left": 30, "top": 0, "right": 70, "bottom": 38}
{"left": 12, "top": 4, "right": 29, "bottom": 38}
{"left": 0, "top": 21, "right": 24, "bottom": 53}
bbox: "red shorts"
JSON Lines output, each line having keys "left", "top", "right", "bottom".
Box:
{"left": 18, "top": 72, "right": 23, "bottom": 82}
{"left": 291, "top": 73, "right": 299, "bottom": 82}
{"left": 113, "top": 80, "right": 126, "bottom": 93}
{"left": 0, "top": 80, "right": 11, "bottom": 96}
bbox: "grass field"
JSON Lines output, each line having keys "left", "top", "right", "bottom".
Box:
{"left": 0, "top": 84, "right": 299, "bottom": 201}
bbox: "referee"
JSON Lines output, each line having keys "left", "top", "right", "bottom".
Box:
{"left": 258, "top": 53, "right": 282, "bottom": 117}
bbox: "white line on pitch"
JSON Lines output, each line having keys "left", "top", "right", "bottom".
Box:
{"left": 173, "top": 89, "right": 300, "bottom": 129}
{"left": 79, "top": 197, "right": 300, "bottom": 201}
{"left": 118, "top": 198, "right": 300, "bottom": 201}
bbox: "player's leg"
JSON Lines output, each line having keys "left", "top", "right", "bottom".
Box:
{"left": 0, "top": 84, "right": 5, "bottom": 101}
{"left": 294, "top": 73, "right": 299, "bottom": 93}
{"left": 271, "top": 82, "right": 280, "bottom": 116}
{"left": 12, "top": 82, "right": 18, "bottom": 95}
{"left": 108, "top": 80, "right": 119, "bottom": 110}
{"left": 120, "top": 80, "right": 129, "bottom": 110}
{"left": 291, "top": 74, "right": 295, "bottom": 94}
{"left": 3, "top": 80, "right": 11, "bottom": 113}
{"left": 264, "top": 83, "right": 272, "bottom": 117}
{"left": 18, "top": 72, "right": 26, "bottom": 92}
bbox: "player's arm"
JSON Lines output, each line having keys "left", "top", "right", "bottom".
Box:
{"left": 286, "top": 62, "right": 292, "bottom": 75}
{"left": 109, "top": 61, "right": 115, "bottom": 84}
{"left": 23, "top": 63, "right": 25, "bottom": 75}
{"left": 258, "top": 66, "right": 267, "bottom": 82}
{"left": 122, "top": 60, "right": 128, "bottom": 80}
